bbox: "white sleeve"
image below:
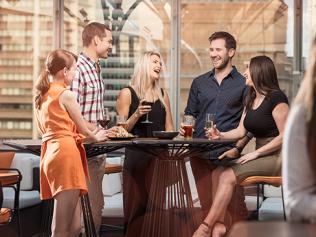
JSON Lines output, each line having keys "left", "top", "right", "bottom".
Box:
{"left": 282, "top": 104, "right": 316, "bottom": 222}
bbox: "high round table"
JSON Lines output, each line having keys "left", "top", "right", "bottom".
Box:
{"left": 3, "top": 138, "right": 232, "bottom": 237}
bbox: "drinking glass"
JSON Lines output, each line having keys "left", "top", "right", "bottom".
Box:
{"left": 116, "top": 115, "right": 128, "bottom": 130}
{"left": 97, "top": 108, "right": 111, "bottom": 129}
{"left": 183, "top": 115, "right": 194, "bottom": 139}
{"left": 141, "top": 101, "right": 154, "bottom": 124}
{"left": 205, "top": 113, "right": 216, "bottom": 139}
{"left": 205, "top": 113, "right": 216, "bottom": 129}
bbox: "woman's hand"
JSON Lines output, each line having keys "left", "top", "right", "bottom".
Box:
{"left": 136, "top": 99, "right": 152, "bottom": 117}
{"left": 205, "top": 125, "right": 221, "bottom": 140}
{"left": 105, "top": 126, "right": 120, "bottom": 137}
{"left": 95, "top": 129, "right": 109, "bottom": 142}
{"left": 236, "top": 151, "right": 259, "bottom": 164}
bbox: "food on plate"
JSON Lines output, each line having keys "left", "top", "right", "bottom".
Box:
{"left": 111, "top": 126, "right": 134, "bottom": 138}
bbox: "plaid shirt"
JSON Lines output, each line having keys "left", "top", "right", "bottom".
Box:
{"left": 70, "top": 53, "right": 105, "bottom": 123}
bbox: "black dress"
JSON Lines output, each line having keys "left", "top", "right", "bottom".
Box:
{"left": 123, "top": 86, "right": 166, "bottom": 236}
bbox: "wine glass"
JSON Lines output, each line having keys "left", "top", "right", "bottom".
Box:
{"left": 141, "top": 101, "right": 154, "bottom": 124}
{"left": 97, "top": 108, "right": 111, "bottom": 129}
{"left": 116, "top": 115, "right": 128, "bottom": 130}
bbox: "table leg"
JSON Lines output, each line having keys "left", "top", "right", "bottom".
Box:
{"left": 81, "top": 194, "right": 97, "bottom": 237}
{"left": 40, "top": 199, "right": 54, "bottom": 237}
{"left": 141, "top": 159, "right": 197, "bottom": 237}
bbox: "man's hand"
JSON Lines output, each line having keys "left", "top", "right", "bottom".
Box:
{"left": 179, "top": 122, "right": 195, "bottom": 137}
{"left": 218, "top": 147, "right": 241, "bottom": 160}
{"left": 179, "top": 122, "right": 185, "bottom": 136}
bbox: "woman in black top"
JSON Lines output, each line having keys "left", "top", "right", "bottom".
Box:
{"left": 193, "top": 56, "right": 289, "bottom": 237}
{"left": 116, "top": 51, "right": 174, "bottom": 236}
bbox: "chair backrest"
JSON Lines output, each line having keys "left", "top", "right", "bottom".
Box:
{"left": 10, "top": 153, "right": 40, "bottom": 190}
{"left": 102, "top": 157, "right": 123, "bottom": 196}
{"left": 0, "top": 152, "right": 15, "bottom": 169}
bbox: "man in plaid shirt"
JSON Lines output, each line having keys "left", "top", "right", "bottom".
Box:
{"left": 70, "top": 22, "right": 113, "bottom": 235}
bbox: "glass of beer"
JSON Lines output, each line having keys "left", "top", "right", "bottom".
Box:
{"left": 183, "top": 115, "right": 194, "bottom": 139}
{"left": 116, "top": 115, "right": 128, "bottom": 130}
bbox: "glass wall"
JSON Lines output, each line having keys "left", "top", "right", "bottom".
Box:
{"left": 63, "top": 0, "right": 173, "bottom": 124}
{"left": 0, "top": 0, "right": 53, "bottom": 139}
{"left": 179, "top": 0, "right": 294, "bottom": 117}
{"left": 303, "top": 0, "right": 316, "bottom": 66}
{"left": 1, "top": 0, "right": 314, "bottom": 139}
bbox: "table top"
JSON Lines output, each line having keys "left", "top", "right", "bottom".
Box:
{"left": 1, "top": 138, "right": 233, "bottom": 158}
{"left": 228, "top": 221, "right": 316, "bottom": 237}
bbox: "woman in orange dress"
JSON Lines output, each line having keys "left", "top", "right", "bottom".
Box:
{"left": 34, "top": 49, "right": 108, "bottom": 237}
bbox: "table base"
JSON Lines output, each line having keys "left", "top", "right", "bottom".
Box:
{"left": 141, "top": 159, "right": 197, "bottom": 237}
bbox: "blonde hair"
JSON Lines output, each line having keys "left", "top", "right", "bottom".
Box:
{"left": 295, "top": 36, "right": 316, "bottom": 172}
{"left": 130, "top": 51, "right": 166, "bottom": 107}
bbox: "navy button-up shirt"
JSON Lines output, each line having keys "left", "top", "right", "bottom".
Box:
{"left": 184, "top": 66, "right": 247, "bottom": 158}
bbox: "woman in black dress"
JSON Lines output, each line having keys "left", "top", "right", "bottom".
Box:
{"left": 193, "top": 56, "right": 289, "bottom": 237}
{"left": 116, "top": 51, "right": 174, "bottom": 236}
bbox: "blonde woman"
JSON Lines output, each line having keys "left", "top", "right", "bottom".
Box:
{"left": 116, "top": 51, "right": 174, "bottom": 236}
{"left": 283, "top": 37, "right": 316, "bottom": 222}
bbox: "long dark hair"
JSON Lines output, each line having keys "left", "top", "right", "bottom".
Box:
{"left": 245, "top": 55, "right": 280, "bottom": 111}
{"left": 295, "top": 37, "right": 316, "bottom": 174}
{"left": 34, "top": 49, "right": 76, "bottom": 109}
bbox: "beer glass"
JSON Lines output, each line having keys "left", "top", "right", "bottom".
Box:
{"left": 183, "top": 115, "right": 194, "bottom": 139}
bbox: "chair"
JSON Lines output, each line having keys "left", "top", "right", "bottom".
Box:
{"left": 0, "top": 152, "right": 23, "bottom": 236}
{"left": 239, "top": 176, "right": 286, "bottom": 220}
{"left": 101, "top": 162, "right": 124, "bottom": 232}
{"left": 104, "top": 163, "right": 123, "bottom": 175}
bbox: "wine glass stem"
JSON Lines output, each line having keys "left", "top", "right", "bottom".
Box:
{"left": 146, "top": 114, "right": 149, "bottom": 121}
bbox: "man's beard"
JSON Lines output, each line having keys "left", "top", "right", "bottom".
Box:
{"left": 213, "top": 56, "right": 230, "bottom": 70}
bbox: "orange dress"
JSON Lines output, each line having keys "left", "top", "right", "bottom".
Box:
{"left": 34, "top": 82, "right": 88, "bottom": 200}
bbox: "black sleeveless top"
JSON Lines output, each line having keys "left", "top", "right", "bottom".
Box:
{"left": 127, "top": 86, "right": 166, "bottom": 137}
{"left": 244, "top": 90, "right": 288, "bottom": 138}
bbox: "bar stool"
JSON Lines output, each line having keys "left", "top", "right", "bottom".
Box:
{"left": 239, "top": 176, "right": 286, "bottom": 220}
{"left": 0, "top": 168, "right": 22, "bottom": 236}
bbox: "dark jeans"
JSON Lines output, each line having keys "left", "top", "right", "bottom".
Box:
{"left": 190, "top": 156, "right": 248, "bottom": 224}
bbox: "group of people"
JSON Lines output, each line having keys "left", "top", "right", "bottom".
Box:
{"left": 33, "top": 19, "right": 316, "bottom": 237}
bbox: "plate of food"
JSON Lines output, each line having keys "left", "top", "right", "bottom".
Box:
{"left": 152, "top": 131, "right": 179, "bottom": 139}
{"left": 108, "top": 126, "right": 135, "bottom": 140}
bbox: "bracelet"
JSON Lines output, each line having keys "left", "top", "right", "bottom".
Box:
{"left": 234, "top": 145, "right": 243, "bottom": 154}
{"left": 201, "top": 221, "right": 211, "bottom": 230}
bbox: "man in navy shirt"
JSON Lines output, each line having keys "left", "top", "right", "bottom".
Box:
{"left": 181, "top": 32, "right": 251, "bottom": 226}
